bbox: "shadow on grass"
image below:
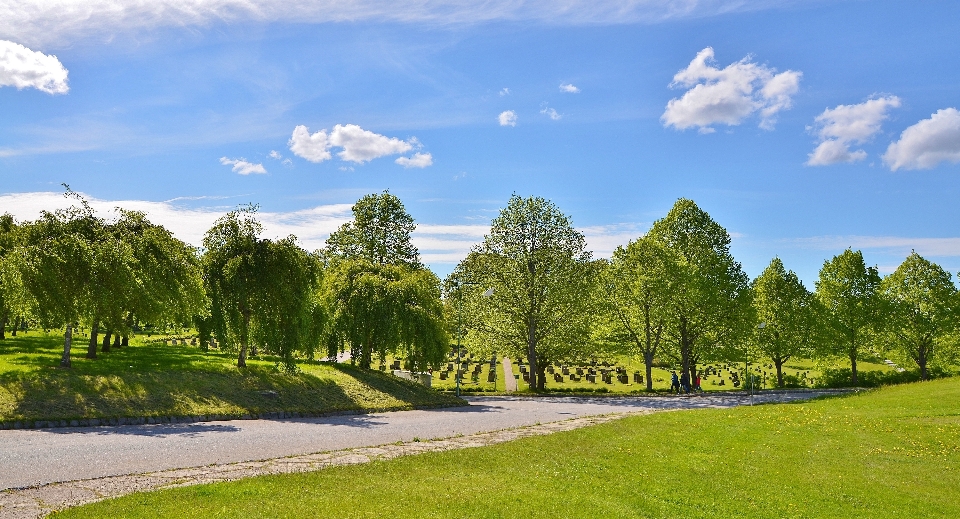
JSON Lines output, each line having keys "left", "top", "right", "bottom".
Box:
{"left": 0, "top": 335, "right": 464, "bottom": 424}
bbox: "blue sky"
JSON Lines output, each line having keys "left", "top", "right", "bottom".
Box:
{"left": 2, "top": 0, "right": 960, "bottom": 286}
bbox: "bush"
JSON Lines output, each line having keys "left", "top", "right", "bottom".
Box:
{"left": 816, "top": 367, "right": 955, "bottom": 388}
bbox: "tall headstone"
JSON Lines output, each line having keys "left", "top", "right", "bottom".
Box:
{"left": 502, "top": 357, "right": 517, "bottom": 392}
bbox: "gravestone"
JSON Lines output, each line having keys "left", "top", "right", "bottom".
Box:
{"left": 546, "top": 365, "right": 554, "bottom": 374}
{"left": 633, "top": 372, "right": 643, "bottom": 384}
{"left": 554, "top": 373, "right": 563, "bottom": 382}
{"left": 562, "top": 367, "right": 569, "bottom": 375}
{"left": 391, "top": 360, "right": 401, "bottom": 370}
{"left": 586, "top": 374, "right": 596, "bottom": 383}
{"left": 488, "top": 371, "right": 496, "bottom": 383}
{"left": 576, "top": 368, "right": 584, "bottom": 375}
{"left": 439, "top": 371, "right": 448, "bottom": 380}
{"left": 618, "top": 374, "right": 628, "bottom": 384}
{"left": 502, "top": 358, "right": 517, "bottom": 392}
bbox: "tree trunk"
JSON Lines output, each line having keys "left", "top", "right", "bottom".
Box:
{"left": 849, "top": 341, "right": 858, "bottom": 386}
{"left": 526, "top": 317, "right": 539, "bottom": 391}
{"left": 102, "top": 330, "right": 112, "bottom": 353}
{"left": 120, "top": 335, "right": 128, "bottom": 347}
{"left": 86, "top": 322, "right": 99, "bottom": 359}
{"left": 918, "top": 338, "right": 929, "bottom": 381}
{"left": 11, "top": 317, "right": 19, "bottom": 336}
{"left": 61, "top": 324, "right": 73, "bottom": 368}
{"left": 88, "top": 321, "right": 99, "bottom": 356}
{"left": 0, "top": 313, "right": 6, "bottom": 339}
{"left": 536, "top": 364, "right": 546, "bottom": 391}
{"left": 113, "top": 334, "right": 121, "bottom": 351}
{"left": 644, "top": 351, "right": 654, "bottom": 391}
{"left": 775, "top": 357, "right": 785, "bottom": 387}
{"left": 678, "top": 316, "right": 691, "bottom": 385}
{"left": 238, "top": 312, "right": 250, "bottom": 368}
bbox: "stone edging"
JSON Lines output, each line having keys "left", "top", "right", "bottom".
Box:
{"left": 0, "top": 410, "right": 648, "bottom": 519}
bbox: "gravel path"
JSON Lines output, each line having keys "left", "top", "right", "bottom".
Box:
{"left": 0, "top": 390, "right": 849, "bottom": 518}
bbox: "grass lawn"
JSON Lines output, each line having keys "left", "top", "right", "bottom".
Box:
{"left": 59, "top": 377, "right": 960, "bottom": 518}
{"left": 0, "top": 331, "right": 463, "bottom": 423}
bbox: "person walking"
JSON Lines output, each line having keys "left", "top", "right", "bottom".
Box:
{"left": 670, "top": 371, "right": 680, "bottom": 394}
{"left": 695, "top": 373, "right": 703, "bottom": 392}
{"left": 680, "top": 371, "right": 690, "bottom": 394}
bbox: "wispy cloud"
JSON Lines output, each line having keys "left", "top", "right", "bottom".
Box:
{"left": 3, "top": 1, "right": 799, "bottom": 47}
{"left": 219, "top": 157, "right": 267, "bottom": 175}
{"left": 559, "top": 83, "right": 580, "bottom": 93}
{"left": 540, "top": 106, "right": 561, "bottom": 120}
{"left": 791, "top": 235, "right": 960, "bottom": 257}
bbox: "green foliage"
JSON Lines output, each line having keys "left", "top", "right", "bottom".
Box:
{"left": 816, "top": 248, "right": 884, "bottom": 385}
{"left": 647, "top": 198, "right": 752, "bottom": 382}
{"left": 325, "top": 191, "right": 421, "bottom": 269}
{"left": 880, "top": 252, "right": 958, "bottom": 380}
{"left": 752, "top": 257, "right": 823, "bottom": 387}
{"left": 451, "top": 195, "right": 596, "bottom": 390}
{"left": 598, "top": 236, "right": 680, "bottom": 390}
{"left": 325, "top": 259, "right": 447, "bottom": 371}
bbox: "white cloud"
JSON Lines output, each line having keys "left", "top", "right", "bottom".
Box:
{"left": 498, "top": 110, "right": 517, "bottom": 126}
{"left": 499, "top": 87, "right": 510, "bottom": 96}
{"left": 883, "top": 108, "right": 960, "bottom": 171}
{"left": 2, "top": 1, "right": 800, "bottom": 47}
{"left": 268, "top": 150, "right": 282, "bottom": 159}
{"left": 0, "top": 40, "right": 68, "bottom": 94}
{"left": 806, "top": 96, "right": 901, "bottom": 166}
{"left": 328, "top": 124, "right": 413, "bottom": 163}
{"left": 661, "top": 47, "right": 801, "bottom": 132}
{"left": 288, "top": 125, "right": 332, "bottom": 163}
{"left": 395, "top": 152, "right": 433, "bottom": 168}
{"left": 559, "top": 83, "right": 580, "bottom": 93}
{"left": 219, "top": 157, "right": 266, "bottom": 175}
{"left": 540, "top": 106, "right": 561, "bottom": 120}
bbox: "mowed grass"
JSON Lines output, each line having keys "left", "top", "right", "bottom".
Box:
{"left": 61, "top": 378, "right": 960, "bottom": 519}
{"left": 0, "top": 332, "right": 463, "bottom": 422}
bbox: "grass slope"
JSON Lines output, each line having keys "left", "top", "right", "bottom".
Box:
{"left": 62, "top": 378, "right": 960, "bottom": 518}
{"left": 0, "top": 332, "right": 463, "bottom": 423}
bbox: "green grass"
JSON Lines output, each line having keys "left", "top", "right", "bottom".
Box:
{"left": 427, "top": 352, "right": 897, "bottom": 394}
{"left": 0, "top": 331, "right": 463, "bottom": 423}
{"left": 59, "top": 377, "right": 960, "bottom": 518}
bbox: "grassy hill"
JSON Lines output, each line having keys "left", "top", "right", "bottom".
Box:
{"left": 61, "top": 377, "right": 960, "bottom": 518}
{"left": 0, "top": 332, "right": 464, "bottom": 425}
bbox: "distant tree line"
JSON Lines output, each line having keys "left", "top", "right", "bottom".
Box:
{"left": 1, "top": 188, "right": 957, "bottom": 388}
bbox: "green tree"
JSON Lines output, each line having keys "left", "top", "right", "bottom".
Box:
{"left": 0, "top": 214, "right": 20, "bottom": 340}
{"left": 752, "top": 257, "right": 821, "bottom": 387}
{"left": 250, "top": 237, "right": 325, "bottom": 371}
{"left": 325, "top": 191, "right": 421, "bottom": 269}
{"left": 881, "top": 252, "right": 958, "bottom": 380}
{"left": 203, "top": 206, "right": 263, "bottom": 368}
{"left": 599, "top": 236, "right": 680, "bottom": 391}
{"left": 816, "top": 248, "right": 883, "bottom": 386}
{"left": 452, "top": 195, "right": 596, "bottom": 390}
{"left": 325, "top": 259, "right": 447, "bottom": 371}
{"left": 647, "top": 199, "right": 751, "bottom": 386}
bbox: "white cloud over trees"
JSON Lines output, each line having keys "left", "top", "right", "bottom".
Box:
{"left": 661, "top": 47, "right": 800, "bottom": 133}
{"left": 288, "top": 124, "right": 426, "bottom": 167}
{"left": 0, "top": 40, "right": 68, "bottom": 94}
{"left": 884, "top": 108, "right": 960, "bottom": 171}
{"left": 806, "top": 96, "right": 901, "bottom": 166}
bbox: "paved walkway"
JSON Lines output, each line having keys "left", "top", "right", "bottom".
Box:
{"left": 0, "top": 390, "right": 847, "bottom": 518}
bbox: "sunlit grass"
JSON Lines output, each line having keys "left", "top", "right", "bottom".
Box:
{"left": 60, "top": 377, "right": 960, "bottom": 518}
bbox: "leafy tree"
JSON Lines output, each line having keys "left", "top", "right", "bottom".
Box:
{"left": 203, "top": 206, "right": 263, "bottom": 367}
{"left": 325, "top": 191, "right": 421, "bottom": 269}
{"left": 816, "top": 248, "right": 883, "bottom": 386}
{"left": 752, "top": 257, "right": 821, "bottom": 387}
{"left": 452, "top": 195, "right": 595, "bottom": 390}
{"left": 250, "top": 237, "right": 324, "bottom": 371}
{"left": 647, "top": 199, "right": 751, "bottom": 385}
{"left": 0, "top": 214, "right": 20, "bottom": 339}
{"left": 599, "top": 236, "right": 680, "bottom": 391}
{"left": 881, "top": 252, "right": 958, "bottom": 380}
{"left": 325, "top": 259, "right": 446, "bottom": 371}
{"left": 6, "top": 203, "right": 101, "bottom": 367}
